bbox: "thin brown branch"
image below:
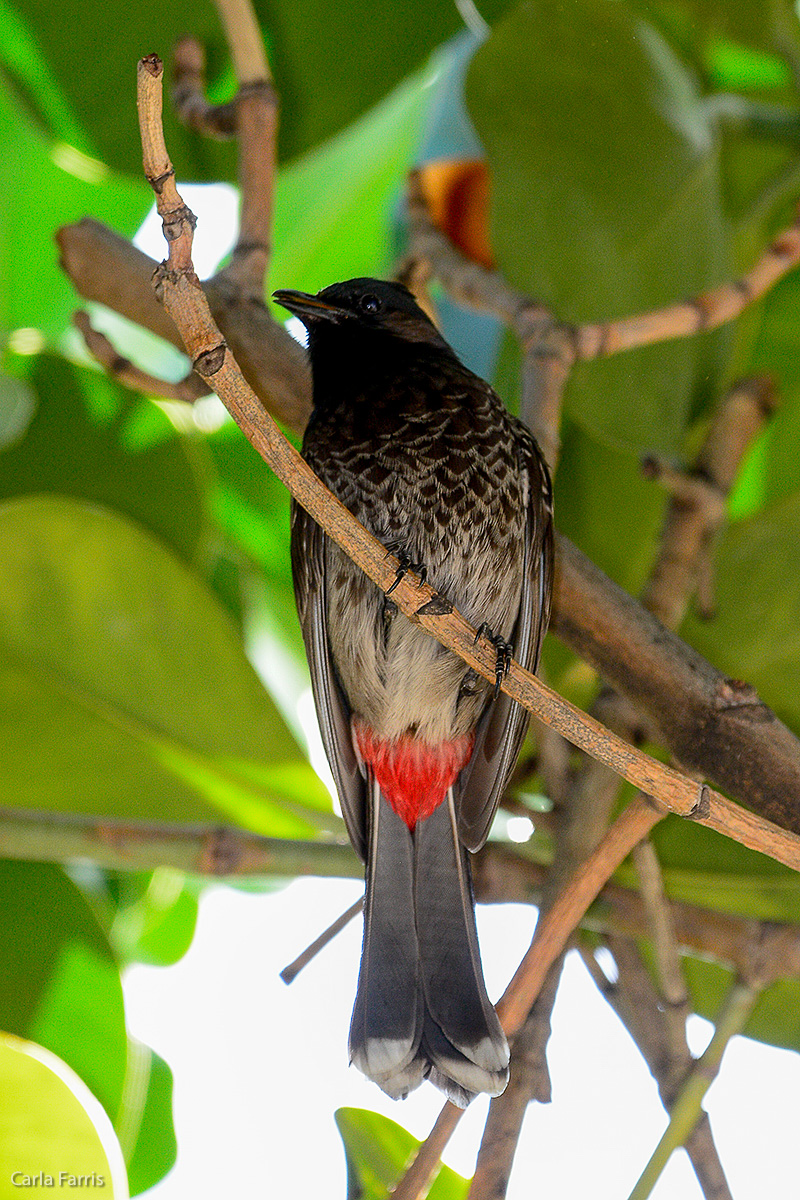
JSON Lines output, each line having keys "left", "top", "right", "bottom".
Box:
{"left": 627, "top": 975, "right": 761, "bottom": 1200}
{"left": 214, "top": 0, "right": 270, "bottom": 84}
{"left": 577, "top": 215, "right": 800, "bottom": 359}
{"left": 73, "top": 310, "right": 207, "bottom": 402}
{"left": 554, "top": 538, "right": 800, "bottom": 834}
{"left": 587, "top": 937, "right": 733, "bottom": 1200}
{"left": 642, "top": 375, "right": 778, "bottom": 627}
{"left": 631, "top": 839, "right": 691, "bottom": 1083}
{"left": 406, "top": 170, "right": 800, "bottom": 367}
{"left": 279, "top": 897, "right": 363, "bottom": 984}
{"left": 207, "top": 0, "right": 279, "bottom": 296}
{"left": 0, "top": 807, "right": 361, "bottom": 878}
{"left": 172, "top": 37, "right": 239, "bottom": 137}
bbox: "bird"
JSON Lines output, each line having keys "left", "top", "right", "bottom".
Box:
{"left": 273, "top": 278, "right": 553, "bottom": 1106}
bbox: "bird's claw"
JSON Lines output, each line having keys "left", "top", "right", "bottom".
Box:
{"left": 386, "top": 549, "right": 427, "bottom": 595}
{"left": 474, "top": 623, "right": 513, "bottom": 698}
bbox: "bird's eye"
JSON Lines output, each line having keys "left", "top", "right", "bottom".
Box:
{"left": 359, "top": 293, "right": 381, "bottom": 315}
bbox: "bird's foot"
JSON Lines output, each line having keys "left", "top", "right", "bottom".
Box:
{"left": 385, "top": 547, "right": 427, "bottom": 595}
{"left": 474, "top": 624, "right": 513, "bottom": 698}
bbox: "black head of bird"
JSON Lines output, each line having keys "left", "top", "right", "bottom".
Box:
{"left": 273, "top": 278, "right": 450, "bottom": 353}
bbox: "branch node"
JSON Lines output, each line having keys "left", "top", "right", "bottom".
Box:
{"left": 193, "top": 343, "right": 227, "bottom": 377}
{"left": 713, "top": 677, "right": 764, "bottom": 712}
{"left": 140, "top": 52, "right": 163, "bottom": 78}
{"left": 198, "top": 826, "right": 244, "bottom": 875}
{"left": 688, "top": 785, "right": 711, "bottom": 820}
{"left": 416, "top": 594, "right": 454, "bottom": 616}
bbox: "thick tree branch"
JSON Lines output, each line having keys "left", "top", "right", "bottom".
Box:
{"left": 56, "top": 218, "right": 312, "bottom": 431}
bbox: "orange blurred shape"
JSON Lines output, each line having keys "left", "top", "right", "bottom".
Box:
{"left": 417, "top": 159, "right": 494, "bottom": 269}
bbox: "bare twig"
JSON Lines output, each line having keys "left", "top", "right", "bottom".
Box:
{"left": 631, "top": 839, "right": 691, "bottom": 1084}
{"left": 0, "top": 807, "right": 360, "bottom": 878}
{"left": 584, "top": 937, "right": 733, "bottom": 1200}
{"left": 627, "top": 976, "right": 762, "bottom": 1200}
{"left": 577, "top": 217, "right": 800, "bottom": 359}
{"left": 172, "top": 37, "right": 240, "bottom": 137}
{"left": 279, "top": 897, "right": 363, "bottom": 984}
{"left": 407, "top": 170, "right": 800, "bottom": 367}
{"left": 73, "top": 310, "right": 207, "bottom": 402}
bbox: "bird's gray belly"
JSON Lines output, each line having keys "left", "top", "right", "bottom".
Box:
{"left": 324, "top": 522, "right": 523, "bottom": 744}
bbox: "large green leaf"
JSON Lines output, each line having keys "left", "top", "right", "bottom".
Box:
{"left": 0, "top": 495, "right": 336, "bottom": 834}
{"left": 0, "top": 356, "right": 207, "bottom": 564}
{"left": 0, "top": 861, "right": 126, "bottom": 1122}
{"left": 12, "top": 0, "right": 511, "bottom": 177}
{"left": 0, "top": 1032, "right": 128, "bottom": 1200}
{"left": 270, "top": 67, "right": 430, "bottom": 296}
{"left": 681, "top": 488, "right": 800, "bottom": 734}
{"left": 467, "top": 0, "right": 730, "bottom": 454}
{"left": 0, "top": 54, "right": 151, "bottom": 343}
{"left": 335, "top": 1108, "right": 468, "bottom": 1200}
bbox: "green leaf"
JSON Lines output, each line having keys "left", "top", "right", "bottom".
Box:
{"left": 0, "top": 860, "right": 126, "bottom": 1118}
{"left": 0, "top": 1031, "right": 128, "bottom": 1199}
{"left": 467, "top": 0, "right": 730, "bottom": 453}
{"left": 681, "top": 488, "right": 800, "bottom": 733}
{"left": 335, "top": 1108, "right": 468, "bottom": 1200}
{"left": 0, "top": 356, "right": 207, "bottom": 563}
{"left": 109, "top": 870, "right": 198, "bottom": 968}
{"left": 0, "top": 65, "right": 151, "bottom": 343}
{"left": 0, "top": 495, "right": 334, "bottom": 834}
{"left": 121, "top": 1044, "right": 176, "bottom": 1196}
{"left": 270, "top": 67, "right": 431, "bottom": 295}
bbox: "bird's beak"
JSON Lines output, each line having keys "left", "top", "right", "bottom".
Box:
{"left": 272, "top": 289, "right": 347, "bottom": 325}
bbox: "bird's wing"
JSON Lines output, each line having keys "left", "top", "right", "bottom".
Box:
{"left": 291, "top": 500, "right": 368, "bottom": 860}
{"left": 456, "top": 444, "right": 554, "bottom": 852}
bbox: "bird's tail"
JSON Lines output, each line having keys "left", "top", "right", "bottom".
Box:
{"left": 349, "top": 781, "right": 509, "bottom": 1105}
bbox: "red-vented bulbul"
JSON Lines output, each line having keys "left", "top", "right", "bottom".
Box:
{"left": 274, "top": 279, "right": 553, "bottom": 1106}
